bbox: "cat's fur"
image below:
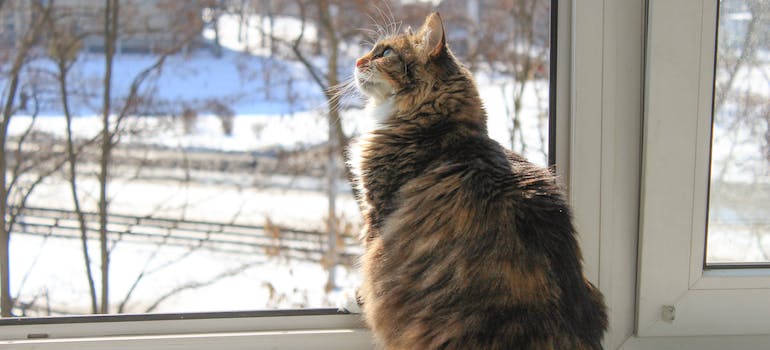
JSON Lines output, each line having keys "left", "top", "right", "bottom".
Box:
{"left": 351, "top": 13, "right": 608, "bottom": 350}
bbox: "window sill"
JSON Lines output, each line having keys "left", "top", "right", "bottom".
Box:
{"left": 0, "top": 310, "right": 372, "bottom": 349}
{"left": 0, "top": 328, "right": 374, "bottom": 350}
{"left": 619, "top": 334, "right": 770, "bottom": 350}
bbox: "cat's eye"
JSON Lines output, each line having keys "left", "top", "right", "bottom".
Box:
{"left": 375, "top": 47, "right": 394, "bottom": 59}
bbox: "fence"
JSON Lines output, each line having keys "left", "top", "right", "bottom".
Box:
{"left": 11, "top": 206, "right": 361, "bottom": 266}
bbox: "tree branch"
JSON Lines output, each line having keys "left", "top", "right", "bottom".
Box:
{"left": 143, "top": 261, "right": 260, "bottom": 313}
{"left": 0, "top": 0, "right": 53, "bottom": 318}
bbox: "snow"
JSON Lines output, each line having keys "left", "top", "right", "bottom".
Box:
{"left": 21, "top": 50, "right": 319, "bottom": 117}
{"left": 5, "top": 58, "right": 551, "bottom": 315}
{"left": 204, "top": 14, "right": 318, "bottom": 56}
{"left": 11, "top": 112, "right": 334, "bottom": 155}
{"left": 12, "top": 234, "right": 361, "bottom": 313}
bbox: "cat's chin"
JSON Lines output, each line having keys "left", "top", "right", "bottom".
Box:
{"left": 356, "top": 82, "right": 392, "bottom": 102}
{"left": 355, "top": 68, "right": 394, "bottom": 101}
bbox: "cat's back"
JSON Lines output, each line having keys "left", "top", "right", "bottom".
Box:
{"left": 363, "top": 135, "right": 606, "bottom": 349}
{"left": 430, "top": 135, "right": 567, "bottom": 221}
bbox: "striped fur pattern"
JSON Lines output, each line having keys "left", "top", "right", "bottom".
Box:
{"left": 351, "top": 13, "right": 608, "bottom": 350}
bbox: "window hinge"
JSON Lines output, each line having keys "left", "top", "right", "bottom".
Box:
{"left": 661, "top": 305, "right": 676, "bottom": 323}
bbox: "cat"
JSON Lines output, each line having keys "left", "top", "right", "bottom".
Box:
{"left": 350, "top": 12, "right": 608, "bottom": 350}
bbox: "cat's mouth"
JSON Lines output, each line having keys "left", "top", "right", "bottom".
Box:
{"left": 355, "top": 67, "right": 393, "bottom": 100}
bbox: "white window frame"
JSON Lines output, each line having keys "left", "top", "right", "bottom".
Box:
{"left": 0, "top": 311, "right": 371, "bottom": 349}
{"left": 637, "top": 0, "right": 770, "bottom": 339}
{"left": 566, "top": 0, "right": 645, "bottom": 348}
{"left": 570, "top": 0, "right": 770, "bottom": 348}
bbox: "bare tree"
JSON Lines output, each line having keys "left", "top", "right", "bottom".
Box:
{"left": 252, "top": 1, "right": 333, "bottom": 291}
{"left": 478, "top": 0, "right": 549, "bottom": 160}
{"left": 46, "top": 7, "right": 101, "bottom": 314}
{"left": 247, "top": 0, "right": 402, "bottom": 289}
{"left": 97, "top": 0, "right": 119, "bottom": 314}
{"left": 99, "top": 0, "right": 204, "bottom": 314}
{"left": 258, "top": 0, "right": 276, "bottom": 53}
{"left": 711, "top": 0, "right": 769, "bottom": 190}
{"left": 0, "top": 0, "right": 52, "bottom": 318}
{"left": 202, "top": 0, "right": 226, "bottom": 57}
{"left": 27, "top": 0, "right": 203, "bottom": 315}
{"left": 423, "top": 0, "right": 549, "bottom": 162}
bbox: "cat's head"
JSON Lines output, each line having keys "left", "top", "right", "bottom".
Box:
{"left": 354, "top": 12, "right": 464, "bottom": 107}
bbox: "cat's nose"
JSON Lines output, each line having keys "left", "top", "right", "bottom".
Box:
{"left": 356, "top": 58, "right": 367, "bottom": 68}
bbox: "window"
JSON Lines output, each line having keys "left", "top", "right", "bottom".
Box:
{"left": 705, "top": 0, "right": 770, "bottom": 267}
{"left": 638, "top": 0, "right": 770, "bottom": 338}
{"left": 2, "top": 0, "right": 553, "bottom": 335}
{"left": 20, "top": 0, "right": 764, "bottom": 348}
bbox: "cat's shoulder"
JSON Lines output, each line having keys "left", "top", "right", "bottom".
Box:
{"left": 448, "top": 137, "right": 564, "bottom": 198}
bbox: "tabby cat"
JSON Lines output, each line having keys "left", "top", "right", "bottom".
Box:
{"left": 351, "top": 13, "right": 608, "bottom": 350}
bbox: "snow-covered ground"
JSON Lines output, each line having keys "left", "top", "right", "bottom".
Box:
{"left": 6, "top": 50, "right": 549, "bottom": 314}
{"left": 5, "top": 10, "right": 551, "bottom": 314}
{"left": 12, "top": 233, "right": 362, "bottom": 314}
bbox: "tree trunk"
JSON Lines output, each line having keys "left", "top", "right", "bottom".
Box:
{"left": 318, "top": 0, "right": 339, "bottom": 291}
{"left": 0, "top": 1, "right": 50, "bottom": 317}
{"left": 212, "top": 1, "right": 222, "bottom": 57}
{"left": 59, "top": 60, "right": 99, "bottom": 314}
{"left": 0, "top": 130, "right": 9, "bottom": 316}
{"left": 267, "top": 2, "right": 275, "bottom": 54}
{"left": 0, "top": 62, "right": 16, "bottom": 317}
{"left": 99, "top": 0, "right": 119, "bottom": 314}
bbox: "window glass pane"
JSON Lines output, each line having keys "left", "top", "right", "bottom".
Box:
{"left": 706, "top": 0, "right": 770, "bottom": 266}
{"left": 1, "top": 0, "right": 551, "bottom": 317}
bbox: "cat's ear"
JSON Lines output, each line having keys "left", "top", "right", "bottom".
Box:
{"left": 418, "top": 12, "right": 446, "bottom": 58}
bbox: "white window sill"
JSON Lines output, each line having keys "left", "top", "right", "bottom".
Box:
{"left": 1, "top": 328, "right": 374, "bottom": 350}
{"left": 0, "top": 311, "right": 373, "bottom": 350}
{"left": 620, "top": 334, "right": 770, "bottom": 350}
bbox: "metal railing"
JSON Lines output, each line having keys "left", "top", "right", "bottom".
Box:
{"left": 10, "top": 206, "right": 361, "bottom": 266}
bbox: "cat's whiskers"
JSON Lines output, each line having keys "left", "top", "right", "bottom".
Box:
{"left": 325, "top": 69, "right": 375, "bottom": 128}
{"left": 365, "top": 13, "right": 390, "bottom": 41}
{"left": 328, "top": 55, "right": 380, "bottom": 109}
{"left": 327, "top": 77, "right": 362, "bottom": 113}
{"left": 357, "top": 28, "right": 381, "bottom": 45}
{"left": 325, "top": 2, "right": 400, "bottom": 126}
{"left": 294, "top": 74, "right": 359, "bottom": 132}
{"left": 374, "top": 0, "right": 401, "bottom": 38}
{"left": 364, "top": 1, "right": 403, "bottom": 43}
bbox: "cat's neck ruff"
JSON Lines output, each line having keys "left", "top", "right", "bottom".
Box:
{"left": 349, "top": 97, "right": 395, "bottom": 185}
{"left": 366, "top": 97, "right": 396, "bottom": 124}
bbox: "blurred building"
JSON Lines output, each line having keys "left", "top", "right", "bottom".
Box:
{"left": 0, "top": 0, "right": 205, "bottom": 53}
